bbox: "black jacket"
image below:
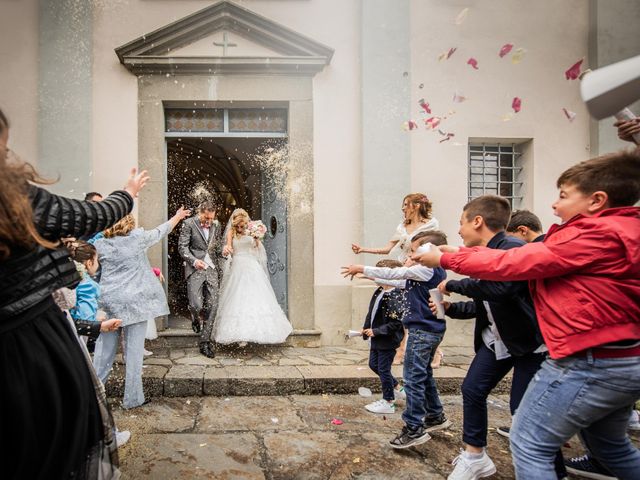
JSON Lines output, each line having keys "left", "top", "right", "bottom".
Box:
{"left": 362, "top": 287, "right": 405, "bottom": 350}
{"left": 445, "top": 232, "right": 544, "bottom": 356}
{"left": 0, "top": 185, "right": 133, "bottom": 318}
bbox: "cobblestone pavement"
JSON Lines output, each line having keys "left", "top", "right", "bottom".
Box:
{"left": 112, "top": 393, "right": 640, "bottom": 479}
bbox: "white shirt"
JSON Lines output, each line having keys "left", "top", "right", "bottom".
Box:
{"left": 363, "top": 264, "right": 435, "bottom": 289}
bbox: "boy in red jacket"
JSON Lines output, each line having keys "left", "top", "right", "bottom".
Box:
{"left": 414, "top": 150, "right": 640, "bottom": 479}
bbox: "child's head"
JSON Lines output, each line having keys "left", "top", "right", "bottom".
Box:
{"left": 409, "top": 230, "right": 448, "bottom": 255}
{"left": 375, "top": 259, "right": 402, "bottom": 289}
{"left": 506, "top": 210, "right": 543, "bottom": 243}
{"left": 68, "top": 240, "right": 99, "bottom": 276}
{"left": 402, "top": 193, "right": 433, "bottom": 224}
{"left": 553, "top": 150, "right": 640, "bottom": 223}
{"left": 104, "top": 214, "right": 136, "bottom": 238}
{"left": 459, "top": 195, "right": 511, "bottom": 247}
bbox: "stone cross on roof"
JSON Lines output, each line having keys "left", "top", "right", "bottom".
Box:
{"left": 213, "top": 32, "right": 237, "bottom": 56}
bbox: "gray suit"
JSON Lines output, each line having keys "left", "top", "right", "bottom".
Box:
{"left": 178, "top": 216, "right": 223, "bottom": 344}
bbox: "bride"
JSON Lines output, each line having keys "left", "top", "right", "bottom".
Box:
{"left": 213, "top": 208, "right": 292, "bottom": 345}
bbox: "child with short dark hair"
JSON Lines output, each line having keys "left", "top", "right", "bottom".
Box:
{"left": 343, "top": 230, "right": 451, "bottom": 449}
{"left": 362, "top": 259, "right": 406, "bottom": 414}
{"left": 506, "top": 210, "right": 545, "bottom": 243}
{"left": 415, "top": 151, "right": 640, "bottom": 479}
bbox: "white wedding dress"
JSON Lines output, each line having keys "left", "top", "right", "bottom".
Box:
{"left": 213, "top": 235, "right": 292, "bottom": 344}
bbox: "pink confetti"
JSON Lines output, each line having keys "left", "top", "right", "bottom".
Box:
{"left": 438, "top": 47, "right": 457, "bottom": 61}
{"left": 499, "top": 44, "right": 513, "bottom": 58}
{"left": 331, "top": 418, "right": 344, "bottom": 425}
{"left": 467, "top": 58, "right": 479, "bottom": 70}
{"left": 512, "top": 97, "right": 522, "bottom": 113}
{"left": 418, "top": 99, "right": 432, "bottom": 114}
{"left": 403, "top": 120, "right": 418, "bottom": 131}
{"left": 562, "top": 108, "right": 577, "bottom": 122}
{"left": 565, "top": 59, "right": 583, "bottom": 80}
{"left": 452, "top": 92, "right": 467, "bottom": 103}
{"left": 439, "top": 133, "right": 455, "bottom": 143}
{"left": 425, "top": 117, "right": 441, "bottom": 129}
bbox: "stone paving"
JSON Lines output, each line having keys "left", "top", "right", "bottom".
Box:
{"left": 105, "top": 344, "right": 485, "bottom": 400}
{"left": 112, "top": 393, "right": 640, "bottom": 479}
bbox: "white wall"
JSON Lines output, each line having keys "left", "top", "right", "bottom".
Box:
{"left": 0, "top": 0, "right": 39, "bottom": 165}
{"left": 409, "top": 0, "right": 591, "bottom": 241}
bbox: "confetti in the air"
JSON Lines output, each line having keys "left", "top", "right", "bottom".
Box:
{"left": 418, "top": 99, "right": 432, "bottom": 114}
{"left": 403, "top": 120, "right": 419, "bottom": 131}
{"left": 562, "top": 108, "right": 577, "bottom": 122}
{"left": 455, "top": 7, "right": 469, "bottom": 25}
{"left": 425, "top": 117, "right": 441, "bottom": 129}
{"left": 512, "top": 97, "right": 522, "bottom": 113}
{"left": 438, "top": 47, "right": 457, "bottom": 61}
{"left": 439, "top": 133, "right": 455, "bottom": 143}
{"left": 499, "top": 44, "right": 514, "bottom": 58}
{"left": 452, "top": 92, "right": 467, "bottom": 103}
{"left": 565, "top": 59, "right": 584, "bottom": 80}
{"left": 418, "top": 83, "right": 424, "bottom": 89}
{"left": 511, "top": 48, "right": 526, "bottom": 64}
{"left": 467, "top": 58, "right": 479, "bottom": 70}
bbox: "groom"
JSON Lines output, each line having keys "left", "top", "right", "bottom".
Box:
{"left": 178, "top": 201, "right": 224, "bottom": 358}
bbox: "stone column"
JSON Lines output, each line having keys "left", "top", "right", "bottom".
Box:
{"left": 38, "top": 0, "right": 93, "bottom": 196}
{"left": 361, "top": 0, "right": 411, "bottom": 252}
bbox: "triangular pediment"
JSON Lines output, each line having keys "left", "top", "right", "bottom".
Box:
{"left": 115, "top": 0, "right": 334, "bottom": 75}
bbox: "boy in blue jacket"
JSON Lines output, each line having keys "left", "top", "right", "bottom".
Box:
{"left": 361, "top": 259, "right": 406, "bottom": 415}
{"left": 343, "top": 230, "right": 450, "bottom": 449}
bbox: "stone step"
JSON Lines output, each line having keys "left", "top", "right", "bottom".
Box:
{"left": 105, "top": 363, "right": 509, "bottom": 399}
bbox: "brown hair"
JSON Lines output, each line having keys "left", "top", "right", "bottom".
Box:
{"left": 0, "top": 108, "right": 58, "bottom": 260}
{"left": 556, "top": 150, "right": 640, "bottom": 207}
{"left": 403, "top": 193, "right": 433, "bottom": 225}
{"left": 412, "top": 230, "right": 448, "bottom": 246}
{"left": 463, "top": 195, "right": 512, "bottom": 232}
{"left": 232, "top": 209, "right": 250, "bottom": 238}
{"left": 103, "top": 214, "right": 136, "bottom": 238}
{"left": 507, "top": 210, "right": 543, "bottom": 233}
{"left": 376, "top": 259, "right": 403, "bottom": 268}
{"left": 66, "top": 240, "right": 97, "bottom": 264}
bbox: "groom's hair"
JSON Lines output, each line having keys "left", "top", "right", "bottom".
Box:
{"left": 198, "top": 201, "right": 217, "bottom": 213}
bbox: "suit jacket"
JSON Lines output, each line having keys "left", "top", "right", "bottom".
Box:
{"left": 178, "top": 217, "right": 224, "bottom": 280}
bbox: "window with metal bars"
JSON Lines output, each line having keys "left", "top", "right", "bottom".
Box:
{"left": 468, "top": 143, "right": 523, "bottom": 207}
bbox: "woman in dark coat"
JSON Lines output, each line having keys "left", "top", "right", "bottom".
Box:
{"left": 0, "top": 107, "right": 148, "bottom": 479}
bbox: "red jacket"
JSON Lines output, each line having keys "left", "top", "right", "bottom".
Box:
{"left": 441, "top": 207, "right": 640, "bottom": 359}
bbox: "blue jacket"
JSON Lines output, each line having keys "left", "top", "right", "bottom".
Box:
{"left": 362, "top": 287, "right": 405, "bottom": 350}
{"left": 363, "top": 264, "right": 447, "bottom": 333}
{"left": 69, "top": 276, "right": 102, "bottom": 340}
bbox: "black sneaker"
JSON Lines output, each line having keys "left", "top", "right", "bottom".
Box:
{"left": 565, "top": 455, "right": 616, "bottom": 480}
{"left": 389, "top": 425, "right": 431, "bottom": 449}
{"left": 496, "top": 426, "right": 510, "bottom": 438}
{"left": 423, "top": 413, "right": 452, "bottom": 432}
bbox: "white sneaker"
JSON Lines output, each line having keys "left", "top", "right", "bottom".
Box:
{"left": 629, "top": 409, "right": 640, "bottom": 431}
{"left": 394, "top": 387, "right": 406, "bottom": 401}
{"left": 143, "top": 349, "right": 153, "bottom": 357}
{"left": 448, "top": 449, "right": 496, "bottom": 480}
{"left": 116, "top": 429, "right": 131, "bottom": 447}
{"left": 365, "top": 399, "right": 396, "bottom": 414}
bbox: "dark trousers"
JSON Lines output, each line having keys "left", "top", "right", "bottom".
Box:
{"left": 369, "top": 348, "right": 398, "bottom": 401}
{"left": 462, "top": 343, "right": 567, "bottom": 478}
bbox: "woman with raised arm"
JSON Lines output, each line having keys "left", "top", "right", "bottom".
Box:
{"left": 351, "top": 193, "right": 439, "bottom": 263}
{"left": 0, "top": 107, "right": 148, "bottom": 480}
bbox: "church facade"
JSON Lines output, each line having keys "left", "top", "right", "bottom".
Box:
{"left": 1, "top": 0, "right": 638, "bottom": 346}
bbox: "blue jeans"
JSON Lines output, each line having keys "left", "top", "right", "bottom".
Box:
{"left": 511, "top": 354, "right": 640, "bottom": 479}
{"left": 369, "top": 349, "right": 398, "bottom": 401}
{"left": 402, "top": 329, "right": 444, "bottom": 429}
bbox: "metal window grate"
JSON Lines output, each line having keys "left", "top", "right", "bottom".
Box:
{"left": 468, "top": 143, "right": 523, "bottom": 207}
